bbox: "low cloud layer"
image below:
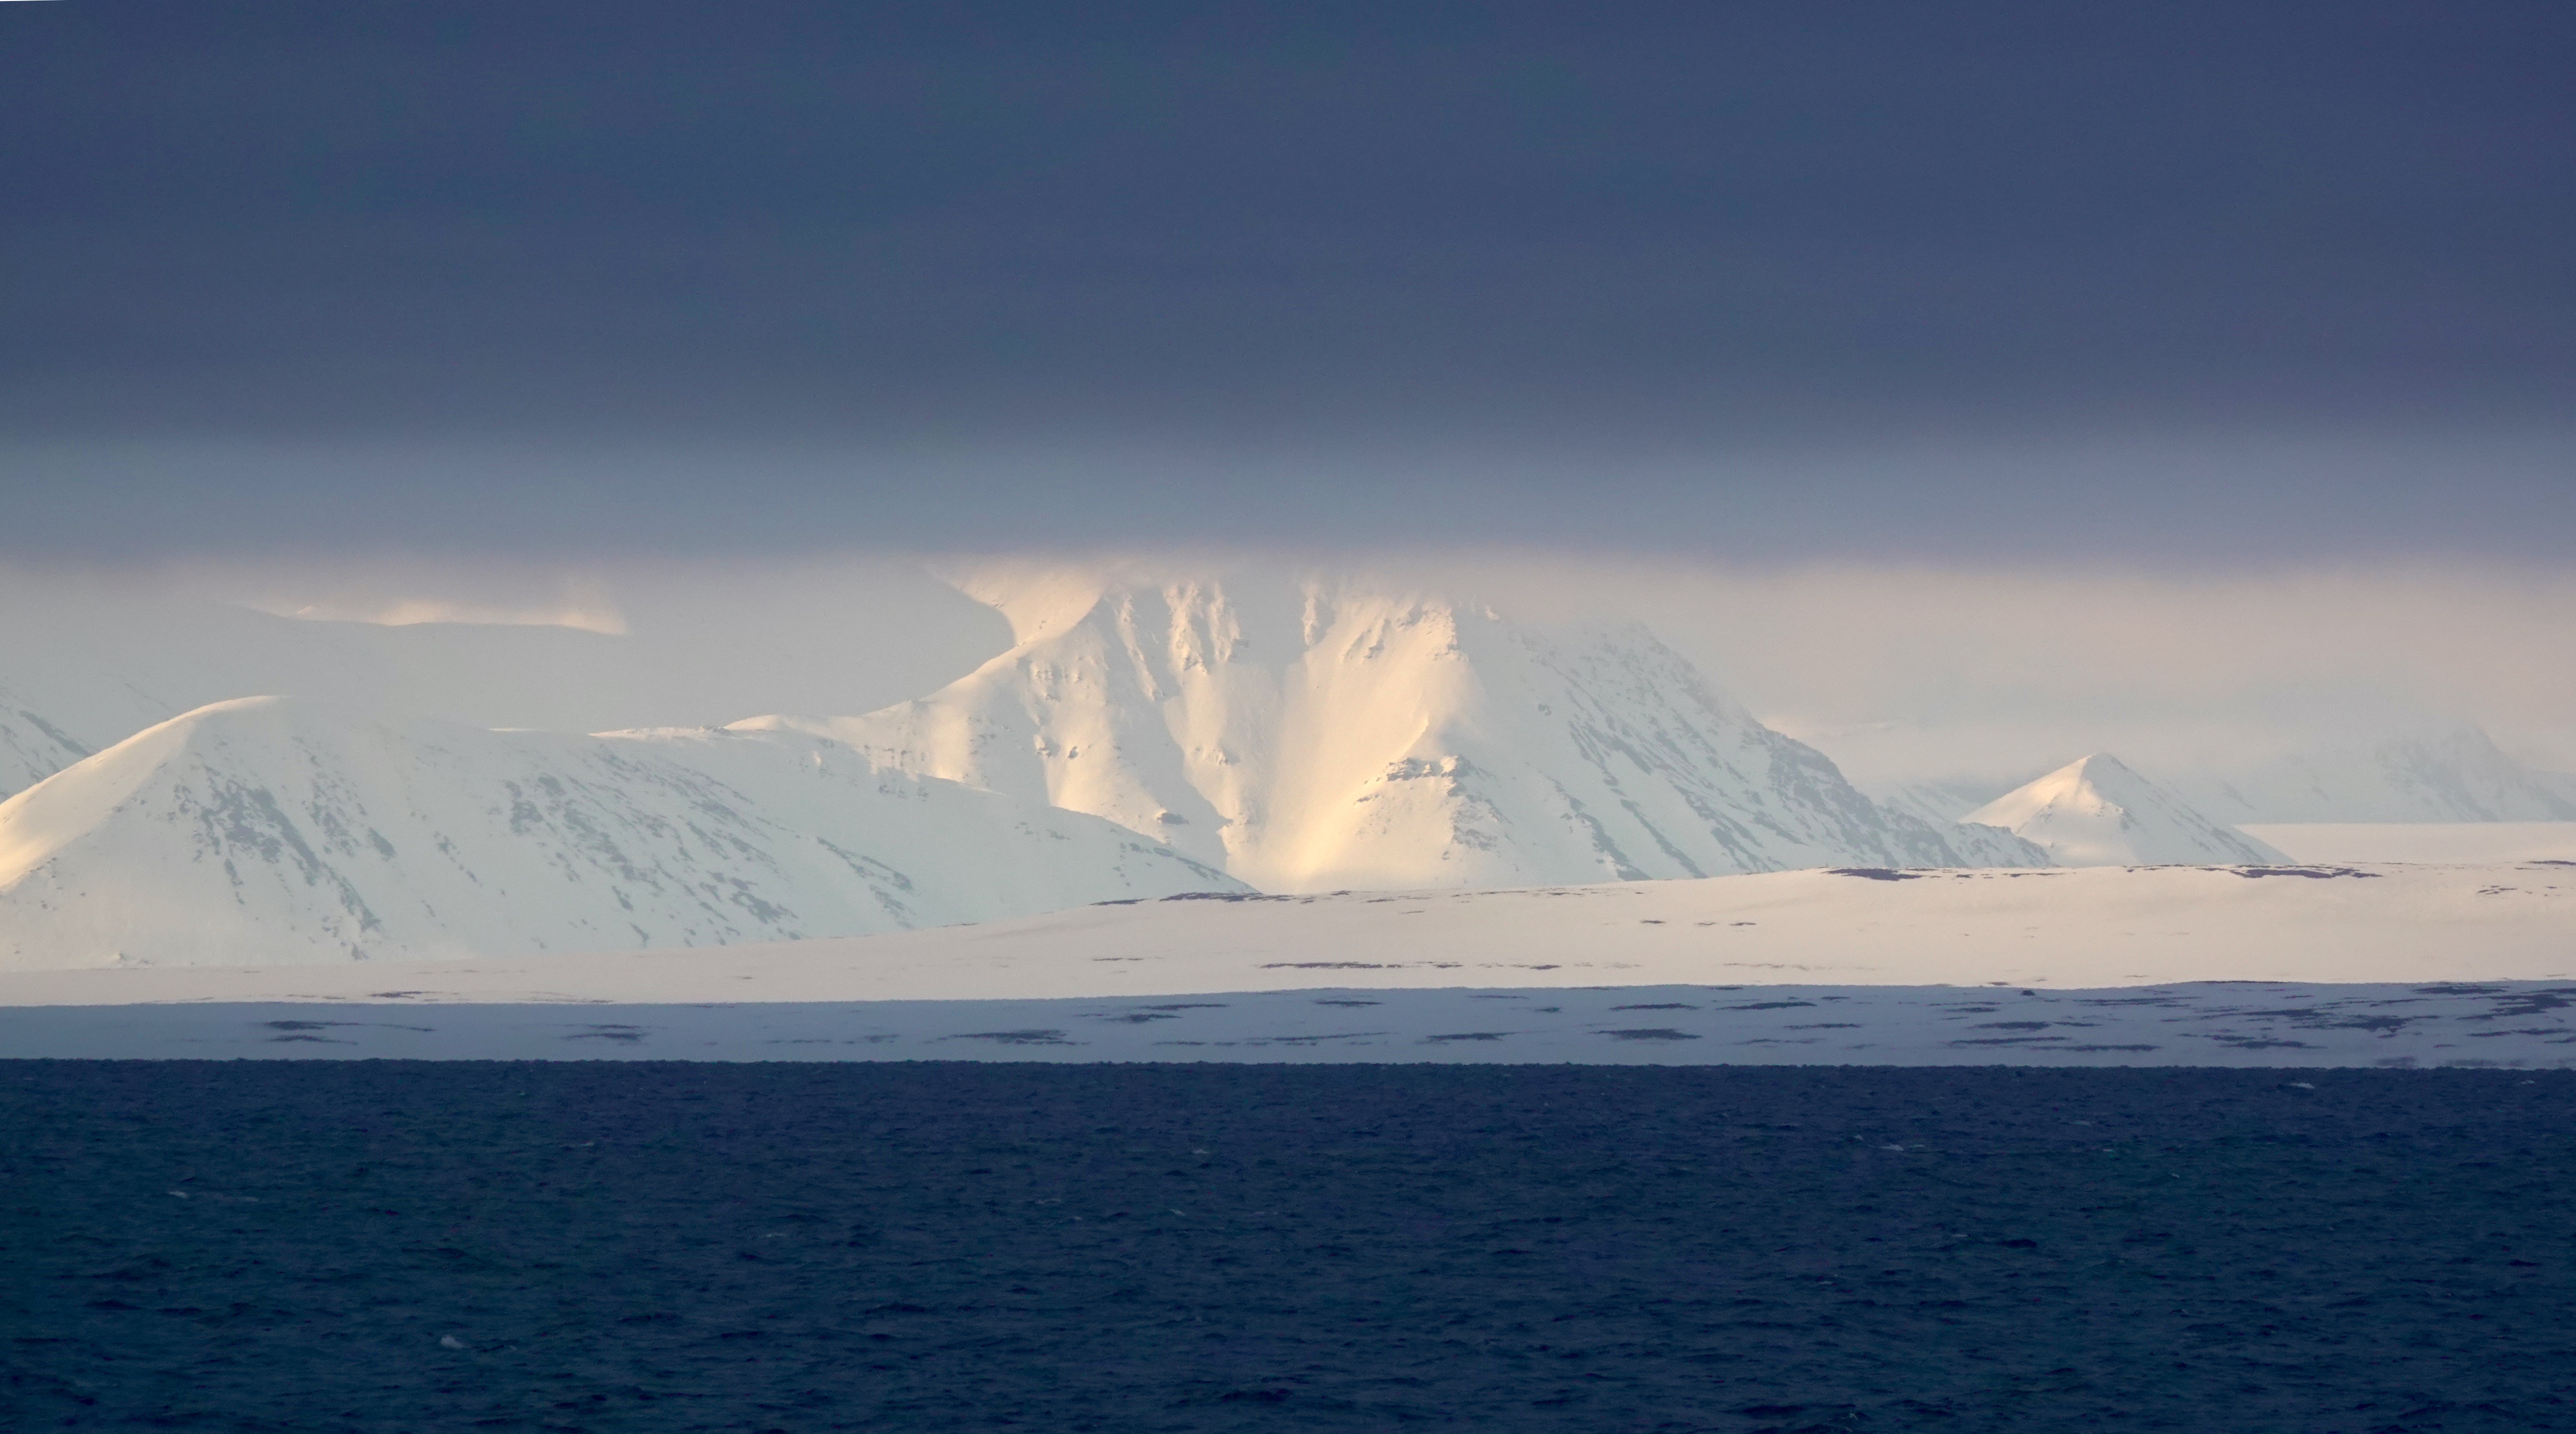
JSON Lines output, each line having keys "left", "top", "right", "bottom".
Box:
{"left": 7, "top": 7, "right": 2572, "bottom": 566}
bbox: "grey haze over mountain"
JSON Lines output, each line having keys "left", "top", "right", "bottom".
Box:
{"left": 2178, "top": 729, "right": 2576, "bottom": 824}
{"left": 5, "top": 560, "right": 2569, "bottom": 828}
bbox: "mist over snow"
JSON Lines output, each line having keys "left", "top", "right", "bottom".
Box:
{"left": 6, "top": 551, "right": 2573, "bottom": 810}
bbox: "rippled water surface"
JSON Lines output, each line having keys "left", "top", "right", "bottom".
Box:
{"left": 8, "top": 1062, "right": 2573, "bottom": 1431}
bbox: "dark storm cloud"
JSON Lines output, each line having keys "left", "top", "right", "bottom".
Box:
{"left": 3, "top": 2, "right": 2571, "bottom": 557}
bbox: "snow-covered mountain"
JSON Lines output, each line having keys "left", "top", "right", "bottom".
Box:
{"left": 2177, "top": 727, "right": 2576, "bottom": 824}
{"left": 1963, "top": 753, "right": 2288, "bottom": 866}
{"left": 740, "top": 568, "right": 2045, "bottom": 891}
{"left": 0, "top": 696, "right": 1240, "bottom": 971}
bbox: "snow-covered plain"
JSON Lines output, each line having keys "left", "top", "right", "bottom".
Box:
{"left": 6, "top": 860, "right": 2569, "bottom": 1066}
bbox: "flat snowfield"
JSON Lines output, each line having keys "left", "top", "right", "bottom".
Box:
{"left": 6, "top": 861, "right": 2568, "bottom": 1004}
{"left": 4, "top": 861, "right": 2572, "bottom": 1066}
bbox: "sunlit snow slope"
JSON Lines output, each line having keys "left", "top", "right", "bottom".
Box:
{"left": 0, "top": 697, "right": 1240, "bottom": 971}
{"left": 1964, "top": 754, "right": 2286, "bottom": 866}
{"left": 741, "top": 568, "right": 2043, "bottom": 891}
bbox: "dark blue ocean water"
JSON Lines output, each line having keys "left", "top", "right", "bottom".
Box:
{"left": 7, "top": 1062, "right": 2572, "bottom": 1432}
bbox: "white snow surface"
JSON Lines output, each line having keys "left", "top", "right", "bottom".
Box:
{"left": 6, "top": 858, "right": 2564, "bottom": 1006}
{"left": 1964, "top": 754, "right": 2287, "bottom": 867}
{"left": 739, "top": 568, "right": 2043, "bottom": 893}
{"left": 0, "top": 696, "right": 1240, "bottom": 971}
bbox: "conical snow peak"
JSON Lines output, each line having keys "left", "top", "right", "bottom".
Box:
{"left": 1965, "top": 752, "right": 2286, "bottom": 867}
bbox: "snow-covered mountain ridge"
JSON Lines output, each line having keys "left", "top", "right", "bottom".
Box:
{"left": 740, "top": 569, "right": 2045, "bottom": 891}
{"left": 0, "top": 696, "right": 1237, "bottom": 971}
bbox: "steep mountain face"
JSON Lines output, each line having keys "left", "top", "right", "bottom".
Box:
{"left": 1964, "top": 754, "right": 2288, "bottom": 866}
{"left": 742, "top": 569, "right": 2045, "bottom": 892}
{"left": 2178, "top": 728, "right": 2576, "bottom": 823}
{"left": 0, "top": 696, "right": 1239, "bottom": 971}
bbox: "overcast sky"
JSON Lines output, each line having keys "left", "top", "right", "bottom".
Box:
{"left": 5, "top": 2, "right": 2572, "bottom": 561}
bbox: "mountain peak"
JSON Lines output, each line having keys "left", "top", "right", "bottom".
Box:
{"left": 1966, "top": 752, "right": 2285, "bottom": 866}
{"left": 749, "top": 567, "right": 2043, "bottom": 890}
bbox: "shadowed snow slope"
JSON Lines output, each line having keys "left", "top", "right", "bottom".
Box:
{"left": 0, "top": 697, "right": 1240, "bottom": 971}
{"left": 1965, "top": 754, "right": 2286, "bottom": 866}
{"left": 740, "top": 569, "right": 2043, "bottom": 892}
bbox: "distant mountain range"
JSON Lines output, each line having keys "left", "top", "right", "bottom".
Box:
{"left": 4, "top": 564, "right": 2570, "bottom": 971}
{"left": 2175, "top": 727, "right": 2576, "bottom": 823}
{"left": 1872, "top": 728, "right": 2576, "bottom": 828}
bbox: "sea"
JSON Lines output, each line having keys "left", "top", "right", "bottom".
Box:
{"left": 8, "top": 1061, "right": 2571, "bottom": 1431}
